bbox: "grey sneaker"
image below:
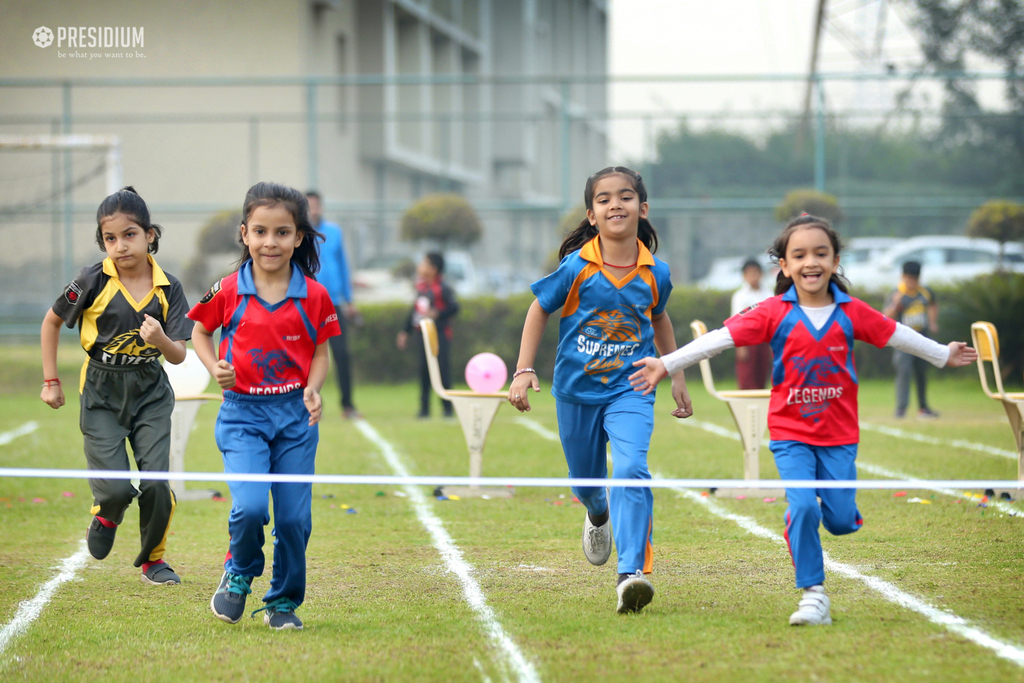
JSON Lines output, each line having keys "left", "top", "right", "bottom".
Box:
{"left": 616, "top": 571, "right": 654, "bottom": 614}
{"left": 141, "top": 561, "right": 180, "bottom": 586}
{"left": 86, "top": 517, "right": 117, "bottom": 560}
{"left": 210, "top": 572, "right": 253, "bottom": 624}
{"left": 582, "top": 511, "right": 612, "bottom": 566}
{"left": 789, "top": 587, "right": 832, "bottom": 626}
{"left": 254, "top": 598, "right": 303, "bottom": 630}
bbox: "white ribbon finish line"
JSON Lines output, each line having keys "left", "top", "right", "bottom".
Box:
{"left": 0, "top": 467, "right": 1021, "bottom": 490}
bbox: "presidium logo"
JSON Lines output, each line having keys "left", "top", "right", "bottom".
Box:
{"left": 32, "top": 24, "right": 146, "bottom": 59}
{"left": 32, "top": 26, "right": 54, "bottom": 48}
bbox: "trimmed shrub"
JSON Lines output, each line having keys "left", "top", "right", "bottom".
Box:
{"left": 400, "top": 193, "right": 482, "bottom": 247}
{"left": 774, "top": 189, "right": 843, "bottom": 225}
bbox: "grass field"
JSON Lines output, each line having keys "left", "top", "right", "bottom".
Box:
{"left": 1, "top": 343, "right": 1022, "bottom": 682}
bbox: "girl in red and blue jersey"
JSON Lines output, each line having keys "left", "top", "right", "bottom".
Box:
{"left": 508, "top": 167, "right": 693, "bottom": 614}
{"left": 630, "top": 215, "right": 978, "bottom": 626}
{"left": 190, "top": 182, "right": 340, "bottom": 631}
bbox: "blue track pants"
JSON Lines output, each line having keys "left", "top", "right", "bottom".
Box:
{"left": 556, "top": 393, "right": 654, "bottom": 575}
{"left": 771, "top": 440, "right": 863, "bottom": 588}
{"left": 215, "top": 391, "right": 317, "bottom": 606}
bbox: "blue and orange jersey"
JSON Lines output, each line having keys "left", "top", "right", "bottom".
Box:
{"left": 188, "top": 261, "right": 341, "bottom": 396}
{"left": 532, "top": 236, "right": 672, "bottom": 405}
{"left": 725, "top": 283, "right": 896, "bottom": 445}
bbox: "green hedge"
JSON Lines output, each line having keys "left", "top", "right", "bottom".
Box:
{"left": 347, "top": 280, "right": 1010, "bottom": 387}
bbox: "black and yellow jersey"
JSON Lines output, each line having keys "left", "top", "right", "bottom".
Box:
{"left": 52, "top": 255, "right": 192, "bottom": 388}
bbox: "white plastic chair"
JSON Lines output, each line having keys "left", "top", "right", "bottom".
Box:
{"left": 163, "top": 350, "right": 222, "bottom": 500}
{"left": 419, "top": 318, "right": 512, "bottom": 497}
{"left": 690, "top": 320, "right": 782, "bottom": 498}
{"left": 970, "top": 321, "right": 1024, "bottom": 490}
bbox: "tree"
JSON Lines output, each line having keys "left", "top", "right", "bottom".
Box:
{"left": 400, "top": 193, "right": 482, "bottom": 247}
{"left": 966, "top": 200, "right": 1024, "bottom": 268}
{"left": 900, "top": 0, "right": 1024, "bottom": 194}
{"left": 774, "top": 189, "right": 842, "bottom": 224}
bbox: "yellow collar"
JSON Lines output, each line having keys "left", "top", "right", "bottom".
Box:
{"left": 102, "top": 254, "right": 170, "bottom": 286}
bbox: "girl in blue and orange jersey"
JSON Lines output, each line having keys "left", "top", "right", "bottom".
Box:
{"left": 508, "top": 166, "right": 692, "bottom": 614}
{"left": 190, "top": 182, "right": 340, "bottom": 631}
{"left": 630, "top": 214, "right": 977, "bottom": 626}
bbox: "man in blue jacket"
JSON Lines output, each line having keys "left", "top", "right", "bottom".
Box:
{"left": 307, "top": 191, "right": 361, "bottom": 419}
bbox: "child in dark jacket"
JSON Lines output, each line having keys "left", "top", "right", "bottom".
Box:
{"left": 396, "top": 252, "right": 460, "bottom": 418}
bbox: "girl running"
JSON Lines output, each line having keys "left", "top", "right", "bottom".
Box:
{"left": 508, "top": 166, "right": 692, "bottom": 614}
{"left": 189, "top": 182, "right": 340, "bottom": 630}
{"left": 40, "top": 186, "right": 191, "bottom": 586}
{"left": 629, "top": 214, "right": 977, "bottom": 625}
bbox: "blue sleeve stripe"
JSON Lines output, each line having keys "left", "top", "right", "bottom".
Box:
{"left": 296, "top": 300, "right": 317, "bottom": 341}
{"left": 222, "top": 295, "right": 250, "bottom": 365}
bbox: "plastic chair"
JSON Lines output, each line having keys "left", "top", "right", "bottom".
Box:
{"left": 163, "top": 350, "right": 222, "bottom": 500}
{"left": 970, "top": 322, "right": 1024, "bottom": 489}
{"left": 419, "top": 318, "right": 512, "bottom": 497}
{"left": 690, "top": 320, "right": 782, "bottom": 498}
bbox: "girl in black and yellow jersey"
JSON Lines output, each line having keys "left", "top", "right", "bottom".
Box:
{"left": 40, "top": 187, "right": 192, "bottom": 586}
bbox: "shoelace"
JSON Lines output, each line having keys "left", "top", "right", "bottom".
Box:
{"left": 587, "top": 527, "right": 608, "bottom": 550}
{"left": 220, "top": 573, "right": 252, "bottom": 597}
{"left": 251, "top": 597, "right": 299, "bottom": 619}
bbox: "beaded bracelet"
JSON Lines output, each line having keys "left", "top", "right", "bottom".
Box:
{"left": 512, "top": 367, "right": 536, "bottom": 380}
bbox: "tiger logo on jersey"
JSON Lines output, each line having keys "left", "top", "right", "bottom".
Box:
{"left": 248, "top": 347, "right": 300, "bottom": 384}
{"left": 786, "top": 355, "right": 844, "bottom": 418}
{"left": 102, "top": 330, "right": 159, "bottom": 357}
{"left": 580, "top": 308, "right": 641, "bottom": 343}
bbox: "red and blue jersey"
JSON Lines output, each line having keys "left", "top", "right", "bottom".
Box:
{"left": 532, "top": 236, "right": 672, "bottom": 405}
{"left": 724, "top": 283, "right": 895, "bottom": 445}
{"left": 188, "top": 261, "right": 340, "bottom": 396}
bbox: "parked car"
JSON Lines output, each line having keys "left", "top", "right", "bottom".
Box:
{"left": 841, "top": 236, "right": 1024, "bottom": 291}
{"left": 841, "top": 237, "right": 905, "bottom": 266}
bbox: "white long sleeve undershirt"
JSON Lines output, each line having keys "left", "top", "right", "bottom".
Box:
{"left": 661, "top": 305, "right": 950, "bottom": 376}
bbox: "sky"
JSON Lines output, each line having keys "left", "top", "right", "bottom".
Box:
{"left": 605, "top": 0, "right": 953, "bottom": 161}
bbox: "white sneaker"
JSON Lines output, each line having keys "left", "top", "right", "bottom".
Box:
{"left": 616, "top": 571, "right": 654, "bottom": 614}
{"left": 789, "top": 587, "right": 832, "bottom": 626}
{"left": 582, "top": 511, "right": 612, "bottom": 566}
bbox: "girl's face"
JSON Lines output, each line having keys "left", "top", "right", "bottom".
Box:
{"left": 778, "top": 226, "right": 839, "bottom": 304}
{"left": 241, "top": 204, "right": 303, "bottom": 276}
{"left": 100, "top": 212, "right": 153, "bottom": 274}
{"left": 586, "top": 174, "right": 648, "bottom": 242}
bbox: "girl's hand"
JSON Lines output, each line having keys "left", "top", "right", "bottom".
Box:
{"left": 139, "top": 314, "right": 168, "bottom": 346}
{"left": 213, "top": 359, "right": 236, "bottom": 389}
{"left": 304, "top": 387, "right": 322, "bottom": 426}
{"left": 670, "top": 372, "right": 693, "bottom": 419}
{"left": 629, "top": 357, "right": 667, "bottom": 395}
{"left": 508, "top": 371, "right": 540, "bottom": 412}
{"left": 946, "top": 341, "right": 978, "bottom": 368}
{"left": 40, "top": 383, "right": 65, "bottom": 409}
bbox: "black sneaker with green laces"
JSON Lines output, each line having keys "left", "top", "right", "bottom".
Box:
{"left": 210, "top": 572, "right": 252, "bottom": 624}
{"left": 253, "top": 597, "right": 303, "bottom": 630}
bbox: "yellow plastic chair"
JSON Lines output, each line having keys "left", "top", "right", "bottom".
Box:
{"left": 970, "top": 321, "right": 1024, "bottom": 488}
{"left": 420, "top": 318, "right": 512, "bottom": 497}
{"left": 690, "top": 320, "right": 782, "bottom": 498}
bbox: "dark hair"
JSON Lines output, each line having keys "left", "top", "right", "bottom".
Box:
{"left": 95, "top": 186, "right": 162, "bottom": 254}
{"left": 558, "top": 166, "right": 658, "bottom": 260}
{"left": 741, "top": 258, "right": 763, "bottom": 273}
{"left": 768, "top": 214, "right": 849, "bottom": 296}
{"left": 305, "top": 190, "right": 321, "bottom": 201}
{"left": 902, "top": 260, "right": 921, "bottom": 277}
{"left": 239, "top": 182, "right": 323, "bottom": 276}
{"left": 425, "top": 251, "right": 445, "bottom": 274}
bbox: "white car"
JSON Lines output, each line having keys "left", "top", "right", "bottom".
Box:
{"left": 841, "top": 235, "right": 1024, "bottom": 291}
{"left": 696, "top": 253, "right": 777, "bottom": 291}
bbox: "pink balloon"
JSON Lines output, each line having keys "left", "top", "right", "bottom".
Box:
{"left": 465, "top": 352, "right": 508, "bottom": 393}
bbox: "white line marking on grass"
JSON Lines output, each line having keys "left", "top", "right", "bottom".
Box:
{"left": 0, "top": 541, "right": 89, "bottom": 656}
{"left": 0, "top": 422, "right": 38, "bottom": 447}
{"left": 354, "top": 420, "right": 540, "bottom": 683}
{"left": 514, "top": 417, "right": 559, "bottom": 442}
{"left": 678, "top": 418, "right": 1022, "bottom": 516}
{"left": 861, "top": 421, "right": 1016, "bottom": 460}
{"left": 660, "top": 476, "right": 1024, "bottom": 668}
